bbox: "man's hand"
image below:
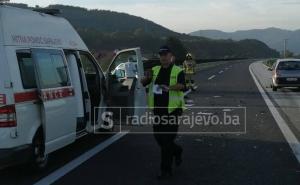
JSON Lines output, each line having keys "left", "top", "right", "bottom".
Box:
{"left": 158, "top": 84, "right": 185, "bottom": 92}
{"left": 140, "top": 70, "right": 153, "bottom": 86}
{"left": 169, "top": 84, "right": 185, "bottom": 91}
{"left": 159, "top": 85, "right": 170, "bottom": 92}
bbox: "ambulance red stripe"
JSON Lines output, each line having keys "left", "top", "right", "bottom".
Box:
{"left": 14, "top": 88, "right": 74, "bottom": 103}
{"left": 14, "top": 91, "right": 38, "bottom": 103}
{"left": 40, "top": 87, "right": 75, "bottom": 101}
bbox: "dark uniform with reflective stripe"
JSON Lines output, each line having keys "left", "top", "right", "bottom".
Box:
{"left": 153, "top": 63, "right": 185, "bottom": 173}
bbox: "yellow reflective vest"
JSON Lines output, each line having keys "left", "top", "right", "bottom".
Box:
{"left": 148, "top": 65, "right": 185, "bottom": 113}
{"left": 183, "top": 59, "right": 196, "bottom": 74}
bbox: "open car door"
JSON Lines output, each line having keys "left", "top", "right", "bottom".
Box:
{"left": 106, "top": 48, "right": 147, "bottom": 126}
{"left": 31, "top": 49, "right": 77, "bottom": 154}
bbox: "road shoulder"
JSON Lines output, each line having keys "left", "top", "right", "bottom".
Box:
{"left": 249, "top": 62, "right": 300, "bottom": 163}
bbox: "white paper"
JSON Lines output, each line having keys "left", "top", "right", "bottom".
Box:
{"left": 153, "top": 84, "right": 162, "bottom": 95}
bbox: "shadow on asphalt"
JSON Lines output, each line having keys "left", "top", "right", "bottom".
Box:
{"left": 50, "top": 134, "right": 300, "bottom": 185}
{"left": 0, "top": 133, "right": 113, "bottom": 185}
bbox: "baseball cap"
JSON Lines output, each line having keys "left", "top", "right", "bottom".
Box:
{"left": 159, "top": 45, "right": 172, "bottom": 55}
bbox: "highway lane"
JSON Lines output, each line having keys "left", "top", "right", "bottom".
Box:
{"left": 1, "top": 60, "right": 300, "bottom": 185}
{"left": 54, "top": 60, "right": 300, "bottom": 185}
{"left": 250, "top": 62, "right": 300, "bottom": 138}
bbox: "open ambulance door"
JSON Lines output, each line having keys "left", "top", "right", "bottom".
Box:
{"left": 77, "top": 51, "right": 107, "bottom": 132}
{"left": 106, "top": 48, "right": 147, "bottom": 126}
{"left": 31, "top": 49, "right": 77, "bottom": 154}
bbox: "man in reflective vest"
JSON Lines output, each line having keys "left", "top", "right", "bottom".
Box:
{"left": 141, "top": 46, "right": 185, "bottom": 180}
{"left": 183, "top": 53, "right": 196, "bottom": 90}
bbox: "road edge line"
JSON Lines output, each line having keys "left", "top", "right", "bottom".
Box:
{"left": 249, "top": 64, "right": 300, "bottom": 163}
{"left": 34, "top": 131, "right": 129, "bottom": 185}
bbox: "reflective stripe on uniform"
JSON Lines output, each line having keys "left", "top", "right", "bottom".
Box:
{"left": 148, "top": 65, "right": 185, "bottom": 113}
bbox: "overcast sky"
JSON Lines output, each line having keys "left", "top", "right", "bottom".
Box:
{"left": 11, "top": 0, "right": 300, "bottom": 33}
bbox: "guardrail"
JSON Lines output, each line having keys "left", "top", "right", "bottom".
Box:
{"left": 143, "top": 58, "right": 247, "bottom": 70}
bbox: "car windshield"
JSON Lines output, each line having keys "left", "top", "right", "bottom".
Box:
{"left": 277, "top": 61, "right": 300, "bottom": 70}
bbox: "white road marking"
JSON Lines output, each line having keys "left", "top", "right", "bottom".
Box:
{"left": 195, "top": 139, "right": 203, "bottom": 142}
{"left": 219, "top": 70, "right": 224, "bottom": 74}
{"left": 208, "top": 75, "right": 216, "bottom": 80}
{"left": 186, "top": 100, "right": 194, "bottom": 104}
{"left": 185, "top": 104, "right": 194, "bottom": 107}
{"left": 34, "top": 131, "right": 129, "bottom": 185}
{"left": 223, "top": 109, "right": 233, "bottom": 112}
{"left": 213, "top": 96, "right": 222, "bottom": 98}
{"left": 198, "top": 112, "right": 214, "bottom": 115}
{"left": 249, "top": 65, "right": 300, "bottom": 164}
{"left": 184, "top": 89, "right": 192, "bottom": 96}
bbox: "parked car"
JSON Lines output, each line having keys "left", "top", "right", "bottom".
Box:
{"left": 269, "top": 59, "right": 300, "bottom": 91}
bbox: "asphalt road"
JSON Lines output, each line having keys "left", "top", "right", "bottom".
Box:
{"left": 1, "top": 60, "right": 300, "bottom": 185}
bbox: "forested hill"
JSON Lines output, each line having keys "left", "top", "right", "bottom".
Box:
{"left": 47, "top": 4, "right": 180, "bottom": 38}
{"left": 190, "top": 28, "right": 300, "bottom": 55}
{"left": 7, "top": 3, "right": 280, "bottom": 59}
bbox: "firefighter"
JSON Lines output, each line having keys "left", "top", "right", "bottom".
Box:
{"left": 183, "top": 53, "right": 196, "bottom": 91}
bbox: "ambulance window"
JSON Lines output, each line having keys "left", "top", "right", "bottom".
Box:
{"left": 17, "top": 52, "right": 37, "bottom": 89}
{"left": 80, "top": 54, "right": 97, "bottom": 74}
{"left": 109, "top": 50, "right": 137, "bottom": 78}
{"left": 34, "top": 52, "right": 70, "bottom": 89}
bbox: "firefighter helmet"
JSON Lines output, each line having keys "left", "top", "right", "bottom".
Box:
{"left": 186, "top": 53, "right": 193, "bottom": 60}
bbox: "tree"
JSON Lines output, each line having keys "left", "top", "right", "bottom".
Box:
{"left": 281, "top": 50, "right": 294, "bottom": 58}
{"left": 165, "top": 37, "right": 187, "bottom": 64}
{"left": 286, "top": 50, "right": 294, "bottom": 58}
{"left": 0, "top": 0, "right": 10, "bottom": 3}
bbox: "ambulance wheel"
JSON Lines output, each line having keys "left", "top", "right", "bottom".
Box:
{"left": 32, "top": 129, "right": 48, "bottom": 170}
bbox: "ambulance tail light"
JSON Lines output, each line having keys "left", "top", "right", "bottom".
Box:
{"left": 0, "top": 105, "right": 17, "bottom": 128}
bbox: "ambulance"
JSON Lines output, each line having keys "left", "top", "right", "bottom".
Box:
{"left": 0, "top": 5, "right": 147, "bottom": 169}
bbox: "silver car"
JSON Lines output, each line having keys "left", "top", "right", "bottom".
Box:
{"left": 269, "top": 59, "right": 300, "bottom": 91}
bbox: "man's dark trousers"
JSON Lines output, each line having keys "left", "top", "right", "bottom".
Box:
{"left": 153, "top": 109, "right": 182, "bottom": 172}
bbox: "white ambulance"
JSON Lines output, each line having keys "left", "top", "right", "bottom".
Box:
{"left": 0, "top": 5, "right": 147, "bottom": 169}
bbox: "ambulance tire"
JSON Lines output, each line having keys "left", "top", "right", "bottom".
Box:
{"left": 31, "top": 128, "right": 48, "bottom": 170}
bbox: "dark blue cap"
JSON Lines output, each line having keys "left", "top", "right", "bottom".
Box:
{"left": 159, "top": 45, "right": 172, "bottom": 55}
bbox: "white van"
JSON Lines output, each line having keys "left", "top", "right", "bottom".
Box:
{"left": 0, "top": 5, "right": 147, "bottom": 169}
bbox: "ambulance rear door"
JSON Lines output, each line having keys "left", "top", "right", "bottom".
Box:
{"left": 31, "top": 48, "right": 77, "bottom": 154}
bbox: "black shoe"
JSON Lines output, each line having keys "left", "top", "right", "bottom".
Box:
{"left": 174, "top": 149, "right": 183, "bottom": 166}
{"left": 157, "top": 170, "right": 172, "bottom": 180}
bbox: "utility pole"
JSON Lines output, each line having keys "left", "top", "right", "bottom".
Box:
{"left": 283, "top": 39, "right": 288, "bottom": 58}
{"left": 144, "top": 19, "right": 148, "bottom": 34}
